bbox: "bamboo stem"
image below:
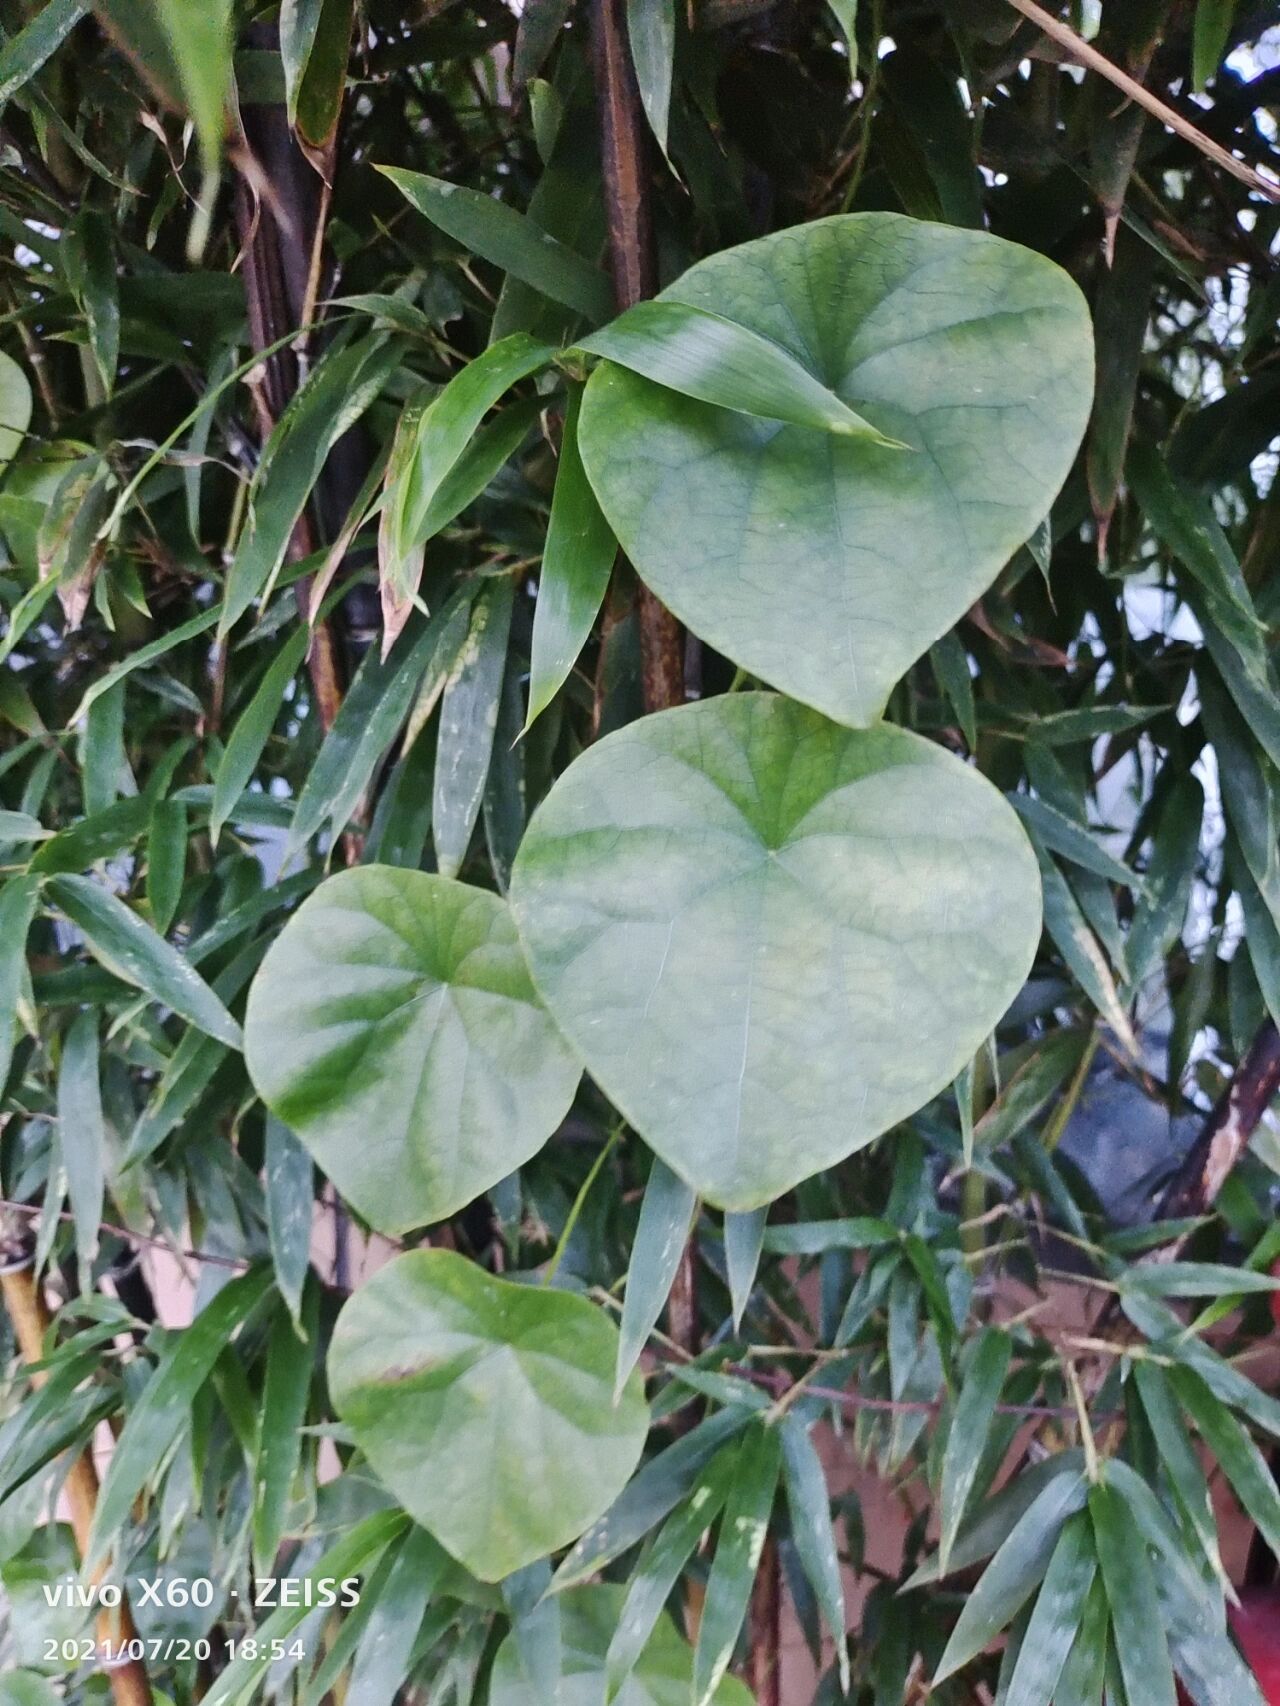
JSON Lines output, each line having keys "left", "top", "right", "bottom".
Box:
{"left": 1, "top": 1239, "right": 151, "bottom": 1706}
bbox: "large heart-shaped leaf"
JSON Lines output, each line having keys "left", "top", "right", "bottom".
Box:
{"left": 489, "top": 1585, "right": 755, "bottom": 1706}
{"left": 577, "top": 213, "right": 1092, "bottom": 727}
{"left": 510, "top": 694, "right": 1040, "bottom": 1209}
{"left": 328, "top": 1251, "right": 649, "bottom": 1580}
{"left": 244, "top": 867, "right": 580, "bottom": 1235}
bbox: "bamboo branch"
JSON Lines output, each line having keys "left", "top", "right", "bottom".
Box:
{"left": 0, "top": 1221, "right": 151, "bottom": 1706}
{"left": 1005, "top": 0, "right": 1280, "bottom": 204}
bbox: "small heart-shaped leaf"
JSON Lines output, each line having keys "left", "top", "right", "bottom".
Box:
{"left": 244, "top": 867, "right": 580, "bottom": 1235}
{"left": 511, "top": 694, "right": 1041, "bottom": 1209}
{"left": 328, "top": 1251, "right": 650, "bottom": 1581}
{"left": 577, "top": 212, "right": 1092, "bottom": 727}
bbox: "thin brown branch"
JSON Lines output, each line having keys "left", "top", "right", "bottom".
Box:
{"left": 0, "top": 1197, "right": 253, "bottom": 1273}
{"left": 1005, "top": 0, "right": 1280, "bottom": 204}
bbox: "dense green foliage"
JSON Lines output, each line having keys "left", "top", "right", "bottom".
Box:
{"left": 2, "top": 2, "right": 1280, "bottom": 1704}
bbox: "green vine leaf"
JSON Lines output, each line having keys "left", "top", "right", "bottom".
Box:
{"left": 511, "top": 693, "right": 1041, "bottom": 1209}
{"left": 328, "top": 1250, "right": 650, "bottom": 1581}
{"left": 577, "top": 214, "right": 1092, "bottom": 727}
{"left": 245, "top": 866, "right": 580, "bottom": 1237}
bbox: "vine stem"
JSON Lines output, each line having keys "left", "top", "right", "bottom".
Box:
{"left": 0, "top": 1219, "right": 152, "bottom": 1706}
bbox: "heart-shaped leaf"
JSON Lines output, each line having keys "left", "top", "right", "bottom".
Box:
{"left": 510, "top": 694, "right": 1040, "bottom": 1209}
{"left": 244, "top": 867, "right": 580, "bottom": 1236}
{"left": 489, "top": 1585, "right": 754, "bottom": 1706}
{"left": 328, "top": 1251, "right": 650, "bottom": 1581}
{"left": 577, "top": 213, "right": 1092, "bottom": 727}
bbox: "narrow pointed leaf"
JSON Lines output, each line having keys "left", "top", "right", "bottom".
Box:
{"left": 211, "top": 625, "right": 309, "bottom": 843}
{"left": 1003, "top": 1512, "right": 1097, "bottom": 1706}
{"left": 938, "top": 1327, "right": 1012, "bottom": 1573}
{"left": 1036, "top": 846, "right": 1138, "bottom": 1056}
{"left": 379, "top": 167, "right": 612, "bottom": 321}
{"left": 617, "top": 1156, "right": 697, "bottom": 1397}
{"left": 605, "top": 1444, "right": 737, "bottom": 1700}
{"left": 253, "top": 1284, "right": 317, "bottom": 1571}
{"left": 1132, "top": 1361, "right": 1227, "bottom": 1588}
{"left": 88, "top": 1265, "right": 273, "bottom": 1568}
{"left": 0, "top": 876, "right": 39, "bottom": 1093}
{"left": 579, "top": 301, "right": 904, "bottom": 442}
{"left": 525, "top": 386, "right": 616, "bottom": 731}
{"left": 1089, "top": 1479, "right": 1177, "bottom": 1706}
{"left": 264, "top": 1117, "right": 313, "bottom": 1330}
{"left": 694, "top": 1422, "right": 782, "bottom": 1706}
{"left": 201, "top": 1512, "right": 408, "bottom": 1706}
{"left": 146, "top": 797, "right": 186, "bottom": 935}
{"left": 1052, "top": 1572, "right": 1109, "bottom": 1706}
{"left": 346, "top": 1525, "right": 448, "bottom": 1706}
{"left": 781, "top": 1416, "right": 849, "bottom": 1691}
{"left": 724, "top": 1206, "right": 768, "bottom": 1332}
{"left": 57, "top": 1009, "right": 105, "bottom": 1285}
{"left": 1170, "top": 1364, "right": 1280, "bottom": 1564}
{"left": 0, "top": 0, "right": 88, "bottom": 105}
{"left": 433, "top": 578, "right": 514, "bottom": 879}
{"left": 552, "top": 1409, "right": 755, "bottom": 1590}
{"left": 47, "top": 874, "right": 242, "bottom": 1047}
{"left": 933, "top": 1468, "right": 1086, "bottom": 1682}
{"left": 626, "top": 0, "right": 675, "bottom": 158}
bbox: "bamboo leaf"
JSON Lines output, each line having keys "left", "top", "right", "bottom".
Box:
{"left": 724, "top": 1206, "right": 768, "bottom": 1333}
{"left": 221, "top": 336, "right": 400, "bottom": 636}
{"left": 938, "top": 1327, "right": 1012, "bottom": 1573}
{"left": 280, "top": 0, "right": 354, "bottom": 148}
{"left": 1132, "top": 1361, "right": 1227, "bottom": 1589}
{"left": 288, "top": 602, "right": 465, "bottom": 854}
{"left": 933, "top": 1468, "right": 1087, "bottom": 1681}
{"left": 378, "top": 168, "right": 612, "bottom": 322}
{"left": 552, "top": 1409, "right": 755, "bottom": 1591}
{"left": 1011, "top": 794, "right": 1145, "bottom": 893}
{"left": 525, "top": 386, "right": 616, "bottom": 731}
{"left": 252, "top": 1284, "right": 317, "bottom": 1572}
{"left": 0, "top": 875, "right": 39, "bottom": 1093}
{"left": 1170, "top": 1364, "right": 1280, "bottom": 1563}
{"left": 579, "top": 301, "right": 905, "bottom": 443}
{"left": 1035, "top": 845, "right": 1138, "bottom": 1056}
{"left": 1090, "top": 1479, "right": 1177, "bottom": 1706}
{"left": 605, "top": 1443, "right": 738, "bottom": 1701}
{"left": 626, "top": 0, "right": 675, "bottom": 160}
{"left": 211, "top": 625, "right": 309, "bottom": 844}
{"left": 56, "top": 1008, "right": 105, "bottom": 1286}
{"left": 616, "top": 1155, "right": 697, "bottom": 1398}
{"left": 264, "top": 1116, "right": 313, "bottom": 1331}
{"left": 346, "top": 1525, "right": 448, "bottom": 1706}
{"left": 201, "top": 1511, "right": 408, "bottom": 1706}
{"left": 0, "top": 0, "right": 89, "bottom": 105}
{"left": 47, "top": 874, "right": 241, "bottom": 1047}
{"left": 1052, "top": 1572, "right": 1109, "bottom": 1706}
{"left": 145, "top": 797, "right": 186, "bottom": 935}
{"left": 781, "top": 1416, "right": 849, "bottom": 1691}
{"left": 1003, "top": 1512, "right": 1097, "bottom": 1706}
{"left": 693, "top": 1422, "right": 782, "bottom": 1706}
{"left": 88, "top": 1265, "right": 274, "bottom": 1569}
{"left": 433, "top": 578, "right": 514, "bottom": 879}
